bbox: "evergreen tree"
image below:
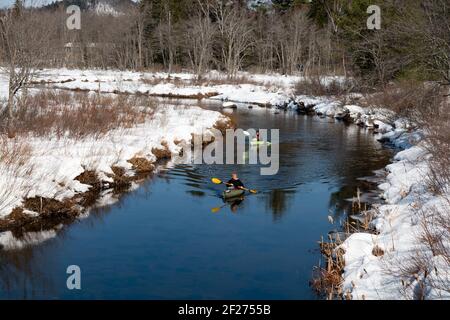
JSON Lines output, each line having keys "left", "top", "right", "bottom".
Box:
{"left": 272, "top": 0, "right": 310, "bottom": 12}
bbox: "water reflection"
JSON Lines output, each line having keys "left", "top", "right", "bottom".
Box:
{"left": 0, "top": 239, "right": 57, "bottom": 299}
{"left": 265, "top": 189, "right": 296, "bottom": 221}
{"left": 228, "top": 197, "right": 245, "bottom": 214}
{"left": 0, "top": 101, "right": 393, "bottom": 299}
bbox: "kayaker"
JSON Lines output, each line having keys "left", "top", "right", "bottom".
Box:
{"left": 256, "top": 130, "right": 260, "bottom": 141}
{"left": 227, "top": 173, "right": 245, "bottom": 190}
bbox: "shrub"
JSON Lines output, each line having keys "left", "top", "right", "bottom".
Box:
{"left": 0, "top": 91, "right": 156, "bottom": 139}
{"left": 295, "top": 76, "right": 358, "bottom": 97}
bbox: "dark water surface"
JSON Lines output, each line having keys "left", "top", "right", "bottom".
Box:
{"left": 0, "top": 101, "right": 392, "bottom": 299}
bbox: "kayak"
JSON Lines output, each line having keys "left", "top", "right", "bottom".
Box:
{"left": 250, "top": 138, "right": 271, "bottom": 146}
{"left": 222, "top": 189, "right": 245, "bottom": 199}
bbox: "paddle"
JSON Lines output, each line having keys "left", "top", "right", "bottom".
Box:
{"left": 211, "top": 178, "right": 258, "bottom": 194}
{"left": 211, "top": 204, "right": 227, "bottom": 213}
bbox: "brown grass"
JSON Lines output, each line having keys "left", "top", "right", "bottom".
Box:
{"left": 311, "top": 241, "right": 346, "bottom": 300}
{"left": 23, "top": 197, "right": 77, "bottom": 218}
{"left": 193, "top": 75, "right": 260, "bottom": 86}
{"left": 360, "top": 80, "right": 438, "bottom": 119}
{"left": 213, "top": 118, "right": 234, "bottom": 135}
{"left": 75, "top": 170, "right": 101, "bottom": 190}
{"left": 0, "top": 196, "right": 80, "bottom": 237}
{"left": 295, "top": 77, "right": 358, "bottom": 97}
{"left": 1, "top": 90, "right": 155, "bottom": 139}
{"left": 149, "top": 92, "right": 219, "bottom": 99}
{"left": 141, "top": 76, "right": 187, "bottom": 87}
{"left": 127, "top": 157, "right": 154, "bottom": 173}
{"left": 372, "top": 246, "right": 385, "bottom": 257}
{"left": 151, "top": 141, "right": 171, "bottom": 160}
{"left": 141, "top": 74, "right": 261, "bottom": 88}
{"left": 0, "top": 137, "right": 32, "bottom": 168}
{"left": 109, "top": 166, "right": 132, "bottom": 191}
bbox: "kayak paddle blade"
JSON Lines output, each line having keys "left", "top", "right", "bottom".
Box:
{"left": 211, "top": 207, "right": 221, "bottom": 213}
{"left": 211, "top": 178, "right": 223, "bottom": 184}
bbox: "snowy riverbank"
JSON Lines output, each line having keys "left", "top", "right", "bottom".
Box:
{"left": 0, "top": 97, "right": 230, "bottom": 249}
{"left": 338, "top": 130, "right": 450, "bottom": 299}
{"left": 290, "top": 92, "right": 450, "bottom": 299}
{"left": 1, "top": 69, "right": 448, "bottom": 299}
{"left": 19, "top": 68, "right": 344, "bottom": 106}
{"left": 287, "top": 90, "right": 449, "bottom": 300}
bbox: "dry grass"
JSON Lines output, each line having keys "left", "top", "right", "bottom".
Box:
{"left": 109, "top": 166, "right": 132, "bottom": 192}
{"left": 75, "top": 170, "right": 101, "bottom": 190}
{"left": 141, "top": 73, "right": 262, "bottom": 87}
{"left": 193, "top": 74, "right": 260, "bottom": 86}
{"left": 374, "top": 86, "right": 450, "bottom": 300}
{"left": 295, "top": 76, "right": 357, "bottom": 97}
{"left": 0, "top": 137, "right": 32, "bottom": 167}
{"left": 127, "top": 157, "right": 154, "bottom": 173}
{"left": 0, "top": 196, "right": 80, "bottom": 237}
{"left": 1, "top": 90, "right": 156, "bottom": 139}
{"left": 0, "top": 138, "right": 34, "bottom": 216}
{"left": 372, "top": 246, "right": 385, "bottom": 257}
{"left": 360, "top": 80, "right": 439, "bottom": 119}
{"left": 420, "top": 97, "right": 450, "bottom": 196}
{"left": 151, "top": 141, "right": 171, "bottom": 160}
{"left": 311, "top": 241, "right": 346, "bottom": 300}
{"left": 141, "top": 76, "right": 187, "bottom": 87}
{"left": 23, "top": 197, "right": 78, "bottom": 219}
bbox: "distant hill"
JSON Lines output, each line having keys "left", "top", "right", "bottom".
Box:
{"left": 40, "top": 0, "right": 137, "bottom": 15}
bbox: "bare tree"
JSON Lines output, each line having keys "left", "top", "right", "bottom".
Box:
{"left": 317, "top": 0, "right": 346, "bottom": 34}
{"left": 273, "top": 10, "right": 310, "bottom": 75}
{"left": 417, "top": 0, "right": 450, "bottom": 85}
{"left": 155, "top": 2, "right": 179, "bottom": 74}
{"left": 0, "top": 3, "right": 52, "bottom": 120}
{"left": 184, "top": 1, "right": 216, "bottom": 79}
{"left": 211, "top": 0, "right": 254, "bottom": 78}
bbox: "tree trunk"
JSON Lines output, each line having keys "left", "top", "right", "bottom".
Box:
{"left": 7, "top": 77, "right": 14, "bottom": 119}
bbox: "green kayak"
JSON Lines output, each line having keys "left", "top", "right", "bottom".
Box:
{"left": 223, "top": 189, "right": 245, "bottom": 199}
{"left": 250, "top": 138, "right": 271, "bottom": 146}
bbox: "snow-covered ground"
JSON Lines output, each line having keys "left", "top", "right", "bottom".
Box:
{"left": 0, "top": 104, "right": 228, "bottom": 218}
{"left": 1, "top": 68, "right": 448, "bottom": 299}
{"left": 13, "top": 68, "right": 343, "bottom": 107}
{"left": 338, "top": 134, "right": 450, "bottom": 300}
{"left": 289, "top": 96, "right": 449, "bottom": 299}
{"left": 0, "top": 76, "right": 230, "bottom": 248}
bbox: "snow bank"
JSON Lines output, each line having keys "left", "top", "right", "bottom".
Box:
{"left": 0, "top": 103, "right": 229, "bottom": 249}
{"left": 339, "top": 135, "right": 450, "bottom": 300}
{"left": 0, "top": 68, "right": 345, "bottom": 107}
{"left": 3, "top": 69, "right": 448, "bottom": 299}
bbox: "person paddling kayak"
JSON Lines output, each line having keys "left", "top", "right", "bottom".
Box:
{"left": 227, "top": 173, "right": 245, "bottom": 190}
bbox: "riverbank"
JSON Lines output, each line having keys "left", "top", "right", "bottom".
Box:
{"left": 287, "top": 87, "right": 449, "bottom": 299}
{"left": 1, "top": 68, "right": 448, "bottom": 299}
{"left": 0, "top": 87, "right": 230, "bottom": 249}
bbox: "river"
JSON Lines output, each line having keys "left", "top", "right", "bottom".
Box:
{"left": 0, "top": 100, "right": 392, "bottom": 299}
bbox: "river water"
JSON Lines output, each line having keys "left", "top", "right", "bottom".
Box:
{"left": 0, "top": 101, "right": 392, "bottom": 299}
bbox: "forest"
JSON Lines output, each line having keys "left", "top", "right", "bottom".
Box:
{"left": 2, "top": 0, "right": 448, "bottom": 87}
